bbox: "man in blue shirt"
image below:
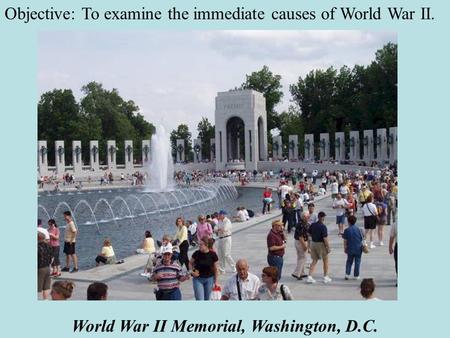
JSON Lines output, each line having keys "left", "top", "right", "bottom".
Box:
{"left": 342, "top": 215, "right": 363, "bottom": 280}
{"left": 306, "top": 212, "right": 332, "bottom": 284}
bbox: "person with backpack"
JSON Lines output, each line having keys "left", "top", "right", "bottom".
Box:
{"left": 256, "top": 266, "right": 293, "bottom": 300}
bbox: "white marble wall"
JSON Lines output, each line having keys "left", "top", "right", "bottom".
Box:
{"left": 272, "top": 135, "right": 283, "bottom": 160}
{"left": 107, "top": 140, "right": 117, "bottom": 170}
{"left": 124, "top": 140, "right": 133, "bottom": 170}
{"left": 214, "top": 89, "right": 266, "bottom": 171}
{"left": 363, "top": 130, "right": 374, "bottom": 163}
{"left": 38, "top": 140, "right": 48, "bottom": 176}
{"left": 55, "top": 140, "right": 65, "bottom": 175}
{"left": 334, "top": 132, "right": 345, "bottom": 161}
{"left": 193, "top": 138, "right": 202, "bottom": 163}
{"left": 319, "top": 133, "right": 330, "bottom": 160}
{"left": 176, "top": 139, "right": 185, "bottom": 162}
{"left": 288, "top": 135, "right": 298, "bottom": 161}
{"left": 388, "top": 127, "right": 398, "bottom": 164}
{"left": 72, "top": 141, "right": 82, "bottom": 174}
{"left": 348, "top": 131, "right": 360, "bottom": 161}
{"left": 376, "top": 129, "right": 388, "bottom": 163}
{"left": 210, "top": 138, "right": 215, "bottom": 162}
{"left": 304, "top": 134, "right": 314, "bottom": 161}
{"left": 90, "top": 140, "right": 99, "bottom": 172}
{"left": 142, "top": 140, "right": 150, "bottom": 165}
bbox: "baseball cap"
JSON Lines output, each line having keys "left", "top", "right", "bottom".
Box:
{"left": 161, "top": 243, "right": 173, "bottom": 254}
{"left": 219, "top": 210, "right": 227, "bottom": 215}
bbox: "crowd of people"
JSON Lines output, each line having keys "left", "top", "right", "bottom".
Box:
{"left": 37, "top": 166, "right": 397, "bottom": 301}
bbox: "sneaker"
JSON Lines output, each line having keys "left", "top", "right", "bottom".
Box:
{"left": 70, "top": 268, "right": 79, "bottom": 273}
{"left": 305, "top": 276, "right": 316, "bottom": 284}
{"left": 345, "top": 275, "right": 350, "bottom": 280}
{"left": 353, "top": 276, "right": 360, "bottom": 280}
{"left": 61, "top": 267, "right": 70, "bottom": 272}
{"left": 291, "top": 274, "right": 301, "bottom": 280}
{"left": 323, "top": 276, "right": 332, "bottom": 284}
{"left": 370, "top": 242, "right": 376, "bottom": 249}
{"left": 379, "top": 241, "right": 384, "bottom": 246}
{"left": 140, "top": 272, "right": 151, "bottom": 278}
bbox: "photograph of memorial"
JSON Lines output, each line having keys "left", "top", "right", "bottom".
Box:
{"left": 37, "top": 30, "right": 397, "bottom": 301}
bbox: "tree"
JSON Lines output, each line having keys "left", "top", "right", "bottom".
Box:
{"left": 241, "top": 65, "right": 283, "bottom": 132}
{"left": 290, "top": 43, "right": 397, "bottom": 137}
{"left": 170, "top": 124, "right": 192, "bottom": 161}
{"left": 38, "top": 82, "right": 155, "bottom": 165}
{"left": 278, "top": 106, "right": 304, "bottom": 158}
{"left": 38, "top": 89, "right": 102, "bottom": 164}
{"left": 197, "top": 117, "right": 215, "bottom": 160}
{"left": 80, "top": 82, "right": 151, "bottom": 164}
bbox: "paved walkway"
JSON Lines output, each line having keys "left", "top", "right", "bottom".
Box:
{"left": 56, "top": 184, "right": 397, "bottom": 301}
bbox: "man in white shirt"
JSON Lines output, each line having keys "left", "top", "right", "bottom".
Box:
{"left": 221, "top": 259, "right": 260, "bottom": 300}
{"left": 332, "top": 193, "right": 349, "bottom": 236}
{"left": 215, "top": 210, "right": 236, "bottom": 274}
{"left": 279, "top": 182, "right": 291, "bottom": 200}
{"left": 330, "top": 179, "right": 339, "bottom": 199}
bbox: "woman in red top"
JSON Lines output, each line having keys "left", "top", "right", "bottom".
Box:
{"left": 262, "top": 187, "right": 273, "bottom": 214}
{"left": 345, "top": 188, "right": 357, "bottom": 216}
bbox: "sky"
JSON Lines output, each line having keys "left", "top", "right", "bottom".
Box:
{"left": 38, "top": 30, "right": 396, "bottom": 138}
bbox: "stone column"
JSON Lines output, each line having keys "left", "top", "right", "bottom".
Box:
{"left": 142, "top": 140, "right": 150, "bottom": 165}
{"left": 363, "top": 130, "right": 374, "bottom": 163}
{"left": 90, "top": 140, "right": 99, "bottom": 172}
{"left": 107, "top": 140, "right": 117, "bottom": 170}
{"left": 376, "top": 128, "right": 388, "bottom": 164}
{"left": 304, "top": 134, "right": 314, "bottom": 161}
{"left": 124, "top": 140, "right": 133, "bottom": 171}
{"left": 72, "top": 141, "right": 82, "bottom": 174}
{"left": 334, "top": 132, "right": 345, "bottom": 161}
{"left": 210, "top": 138, "right": 215, "bottom": 162}
{"left": 288, "top": 135, "right": 298, "bottom": 161}
{"left": 176, "top": 139, "right": 185, "bottom": 162}
{"left": 38, "top": 141, "right": 48, "bottom": 176}
{"left": 319, "top": 133, "right": 330, "bottom": 160}
{"left": 388, "top": 127, "right": 398, "bottom": 164}
{"left": 272, "top": 135, "right": 282, "bottom": 160}
{"left": 245, "top": 127, "right": 258, "bottom": 170}
{"left": 55, "top": 140, "right": 65, "bottom": 175}
{"left": 348, "top": 131, "right": 360, "bottom": 162}
{"left": 193, "top": 139, "right": 202, "bottom": 163}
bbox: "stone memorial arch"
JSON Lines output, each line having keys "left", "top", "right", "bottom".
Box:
{"left": 215, "top": 90, "right": 267, "bottom": 171}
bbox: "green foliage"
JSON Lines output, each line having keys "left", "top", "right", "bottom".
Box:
{"left": 241, "top": 65, "right": 283, "bottom": 132}
{"left": 279, "top": 106, "right": 304, "bottom": 157}
{"left": 290, "top": 43, "right": 397, "bottom": 137}
{"left": 197, "top": 117, "right": 215, "bottom": 160}
{"left": 170, "top": 124, "right": 192, "bottom": 161}
{"left": 38, "top": 82, "right": 155, "bottom": 165}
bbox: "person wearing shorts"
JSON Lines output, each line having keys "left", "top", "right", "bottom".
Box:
{"left": 362, "top": 195, "right": 378, "bottom": 249}
{"left": 62, "top": 211, "right": 78, "bottom": 273}
{"left": 306, "top": 212, "right": 332, "bottom": 284}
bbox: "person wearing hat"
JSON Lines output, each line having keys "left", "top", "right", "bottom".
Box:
{"left": 215, "top": 210, "right": 236, "bottom": 274}
{"left": 152, "top": 245, "right": 189, "bottom": 300}
{"left": 267, "top": 220, "right": 287, "bottom": 281}
{"left": 306, "top": 211, "right": 332, "bottom": 284}
{"left": 358, "top": 183, "right": 372, "bottom": 207}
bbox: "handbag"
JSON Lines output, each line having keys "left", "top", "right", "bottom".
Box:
{"left": 359, "top": 228, "right": 369, "bottom": 254}
{"left": 210, "top": 284, "right": 222, "bottom": 301}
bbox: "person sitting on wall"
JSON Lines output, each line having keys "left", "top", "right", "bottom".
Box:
{"left": 95, "top": 239, "right": 116, "bottom": 266}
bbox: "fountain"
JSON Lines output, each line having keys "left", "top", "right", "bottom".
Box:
{"left": 37, "top": 126, "right": 264, "bottom": 269}
{"left": 145, "top": 125, "right": 174, "bottom": 192}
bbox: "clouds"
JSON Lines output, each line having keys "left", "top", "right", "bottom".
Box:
{"left": 38, "top": 30, "right": 396, "bottom": 138}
